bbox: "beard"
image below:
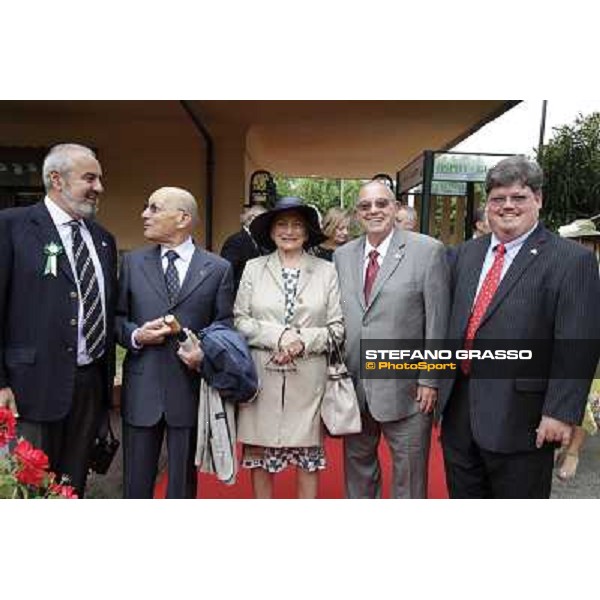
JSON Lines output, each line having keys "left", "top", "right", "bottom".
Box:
{"left": 62, "top": 186, "right": 98, "bottom": 220}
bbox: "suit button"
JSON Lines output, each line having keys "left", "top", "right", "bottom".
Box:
{"left": 70, "top": 318, "right": 77, "bottom": 326}
{"left": 70, "top": 291, "right": 78, "bottom": 299}
{"left": 67, "top": 347, "right": 74, "bottom": 353}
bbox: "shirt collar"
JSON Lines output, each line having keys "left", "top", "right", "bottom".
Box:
{"left": 44, "top": 196, "right": 86, "bottom": 229}
{"left": 161, "top": 237, "right": 195, "bottom": 262}
{"left": 490, "top": 221, "right": 539, "bottom": 253}
{"left": 364, "top": 228, "right": 394, "bottom": 259}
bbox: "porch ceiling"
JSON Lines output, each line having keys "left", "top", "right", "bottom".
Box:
{"left": 0, "top": 100, "right": 519, "bottom": 178}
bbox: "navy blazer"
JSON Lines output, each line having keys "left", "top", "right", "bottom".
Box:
{"left": 0, "top": 202, "right": 118, "bottom": 421}
{"left": 115, "top": 244, "right": 234, "bottom": 428}
{"left": 439, "top": 224, "right": 600, "bottom": 453}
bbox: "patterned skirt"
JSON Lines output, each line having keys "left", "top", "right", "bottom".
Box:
{"left": 241, "top": 445, "right": 326, "bottom": 473}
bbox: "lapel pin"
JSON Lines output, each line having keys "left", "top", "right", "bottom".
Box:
{"left": 101, "top": 241, "right": 108, "bottom": 247}
{"left": 530, "top": 248, "right": 538, "bottom": 255}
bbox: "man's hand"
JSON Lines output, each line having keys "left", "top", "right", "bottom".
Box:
{"left": 176, "top": 332, "right": 204, "bottom": 371}
{"left": 415, "top": 385, "right": 437, "bottom": 414}
{"left": 536, "top": 415, "right": 572, "bottom": 448}
{"left": 133, "top": 318, "right": 172, "bottom": 347}
{"left": 0, "top": 387, "right": 18, "bottom": 417}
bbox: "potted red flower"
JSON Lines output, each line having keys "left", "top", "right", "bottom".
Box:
{"left": 0, "top": 407, "right": 78, "bottom": 499}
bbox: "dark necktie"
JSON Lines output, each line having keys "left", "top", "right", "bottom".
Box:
{"left": 461, "top": 243, "right": 506, "bottom": 375}
{"left": 70, "top": 221, "right": 105, "bottom": 360}
{"left": 164, "top": 250, "right": 180, "bottom": 303}
{"left": 364, "top": 249, "right": 380, "bottom": 303}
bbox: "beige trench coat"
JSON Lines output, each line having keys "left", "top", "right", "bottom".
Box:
{"left": 234, "top": 252, "right": 344, "bottom": 447}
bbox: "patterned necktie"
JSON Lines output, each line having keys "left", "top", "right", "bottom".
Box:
{"left": 461, "top": 243, "right": 506, "bottom": 375}
{"left": 364, "top": 249, "right": 380, "bottom": 303}
{"left": 70, "top": 221, "right": 105, "bottom": 360}
{"left": 164, "top": 249, "right": 180, "bottom": 303}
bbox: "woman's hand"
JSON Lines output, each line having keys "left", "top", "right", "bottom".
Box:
{"left": 270, "top": 350, "right": 294, "bottom": 365}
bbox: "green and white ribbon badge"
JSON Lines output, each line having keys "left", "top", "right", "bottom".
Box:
{"left": 43, "top": 242, "right": 64, "bottom": 277}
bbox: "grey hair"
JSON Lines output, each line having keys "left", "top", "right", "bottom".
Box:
{"left": 473, "top": 206, "right": 487, "bottom": 225}
{"left": 240, "top": 204, "right": 267, "bottom": 227}
{"left": 42, "top": 143, "right": 96, "bottom": 192}
{"left": 485, "top": 155, "right": 543, "bottom": 194}
{"left": 398, "top": 205, "right": 417, "bottom": 224}
{"left": 172, "top": 188, "right": 199, "bottom": 226}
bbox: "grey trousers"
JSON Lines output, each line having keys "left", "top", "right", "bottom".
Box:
{"left": 343, "top": 406, "right": 433, "bottom": 499}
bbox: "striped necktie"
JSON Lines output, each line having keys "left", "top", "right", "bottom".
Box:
{"left": 70, "top": 221, "right": 105, "bottom": 360}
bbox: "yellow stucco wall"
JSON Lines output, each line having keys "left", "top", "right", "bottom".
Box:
{"left": 0, "top": 101, "right": 207, "bottom": 250}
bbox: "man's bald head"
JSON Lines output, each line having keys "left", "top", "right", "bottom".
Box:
{"left": 148, "top": 187, "right": 199, "bottom": 226}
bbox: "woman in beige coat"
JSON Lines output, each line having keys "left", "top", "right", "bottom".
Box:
{"left": 234, "top": 197, "right": 344, "bottom": 499}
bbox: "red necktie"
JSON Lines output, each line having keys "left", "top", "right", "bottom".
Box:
{"left": 461, "top": 243, "right": 506, "bottom": 375}
{"left": 364, "top": 249, "right": 380, "bottom": 303}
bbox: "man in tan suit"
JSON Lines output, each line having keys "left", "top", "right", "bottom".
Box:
{"left": 334, "top": 181, "right": 450, "bottom": 498}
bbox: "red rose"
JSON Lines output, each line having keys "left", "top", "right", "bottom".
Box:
{"left": 49, "top": 482, "right": 78, "bottom": 499}
{"left": 14, "top": 440, "right": 50, "bottom": 487}
{"left": 0, "top": 407, "right": 16, "bottom": 447}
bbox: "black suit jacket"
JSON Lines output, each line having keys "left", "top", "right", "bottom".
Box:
{"left": 220, "top": 228, "right": 261, "bottom": 292}
{"left": 0, "top": 202, "right": 118, "bottom": 421}
{"left": 439, "top": 224, "right": 600, "bottom": 453}
{"left": 115, "top": 244, "right": 234, "bottom": 428}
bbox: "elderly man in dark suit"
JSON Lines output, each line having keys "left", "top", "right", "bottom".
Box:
{"left": 0, "top": 143, "right": 117, "bottom": 497}
{"left": 220, "top": 204, "right": 267, "bottom": 293}
{"left": 439, "top": 156, "right": 600, "bottom": 498}
{"left": 334, "top": 180, "right": 450, "bottom": 498}
{"left": 116, "top": 186, "right": 234, "bottom": 499}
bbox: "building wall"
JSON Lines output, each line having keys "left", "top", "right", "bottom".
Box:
{"left": 0, "top": 102, "right": 207, "bottom": 250}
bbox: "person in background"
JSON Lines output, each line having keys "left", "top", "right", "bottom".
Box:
{"left": 472, "top": 206, "right": 490, "bottom": 239}
{"left": 220, "top": 204, "right": 267, "bottom": 293}
{"left": 309, "top": 206, "right": 351, "bottom": 261}
{"left": 235, "top": 197, "right": 344, "bottom": 499}
{"left": 334, "top": 181, "right": 450, "bottom": 498}
{"left": 554, "top": 218, "right": 600, "bottom": 481}
{"left": 396, "top": 204, "right": 418, "bottom": 231}
{"left": 0, "top": 143, "right": 117, "bottom": 498}
{"left": 116, "top": 186, "right": 234, "bottom": 498}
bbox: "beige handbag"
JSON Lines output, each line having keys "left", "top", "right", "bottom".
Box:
{"left": 320, "top": 328, "right": 362, "bottom": 436}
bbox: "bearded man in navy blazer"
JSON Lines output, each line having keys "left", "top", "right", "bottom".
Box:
{"left": 0, "top": 143, "right": 118, "bottom": 497}
{"left": 116, "top": 187, "right": 234, "bottom": 499}
{"left": 439, "top": 156, "right": 600, "bottom": 498}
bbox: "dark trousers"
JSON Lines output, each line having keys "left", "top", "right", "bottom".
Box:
{"left": 441, "top": 376, "right": 554, "bottom": 499}
{"left": 17, "top": 363, "right": 104, "bottom": 498}
{"left": 123, "top": 418, "right": 197, "bottom": 499}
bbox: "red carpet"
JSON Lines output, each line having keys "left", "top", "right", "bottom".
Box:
{"left": 155, "top": 425, "right": 448, "bottom": 499}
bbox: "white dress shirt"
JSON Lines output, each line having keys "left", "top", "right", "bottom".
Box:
{"left": 160, "top": 237, "right": 195, "bottom": 284}
{"left": 474, "top": 222, "right": 539, "bottom": 300}
{"left": 131, "top": 237, "right": 196, "bottom": 349}
{"left": 363, "top": 229, "right": 394, "bottom": 283}
{"left": 44, "top": 196, "right": 106, "bottom": 366}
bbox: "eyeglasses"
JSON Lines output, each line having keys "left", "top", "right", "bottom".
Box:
{"left": 356, "top": 198, "right": 392, "bottom": 212}
{"left": 143, "top": 202, "right": 188, "bottom": 215}
{"left": 487, "top": 195, "right": 531, "bottom": 207}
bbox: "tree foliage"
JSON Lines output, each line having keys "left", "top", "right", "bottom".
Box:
{"left": 536, "top": 112, "right": 600, "bottom": 231}
{"left": 273, "top": 176, "right": 364, "bottom": 216}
